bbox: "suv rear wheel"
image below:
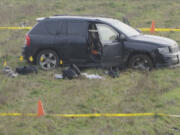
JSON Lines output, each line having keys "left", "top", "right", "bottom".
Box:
{"left": 128, "top": 54, "right": 153, "bottom": 70}
{"left": 36, "top": 49, "right": 59, "bottom": 70}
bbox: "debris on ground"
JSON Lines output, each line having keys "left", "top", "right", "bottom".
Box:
{"left": 105, "top": 67, "right": 120, "bottom": 78}
{"left": 55, "top": 64, "right": 104, "bottom": 80}
{"left": 15, "top": 66, "right": 38, "bottom": 75}
{"left": 54, "top": 74, "right": 63, "bottom": 79}
{"left": 62, "top": 64, "right": 80, "bottom": 79}
{"left": 2, "top": 66, "right": 18, "bottom": 78}
{"left": 81, "top": 73, "right": 104, "bottom": 80}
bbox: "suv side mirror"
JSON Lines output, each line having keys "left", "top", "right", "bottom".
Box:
{"left": 120, "top": 34, "right": 126, "bottom": 40}
{"left": 136, "top": 29, "right": 142, "bottom": 33}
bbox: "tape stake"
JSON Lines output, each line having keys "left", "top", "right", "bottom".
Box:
{"left": 19, "top": 56, "right": 24, "bottom": 62}
{"left": 29, "top": 56, "right": 34, "bottom": 62}
{"left": 40, "top": 56, "right": 44, "bottom": 62}
{"left": 60, "top": 60, "right": 63, "bottom": 65}
{"left": 3, "top": 61, "right": 7, "bottom": 67}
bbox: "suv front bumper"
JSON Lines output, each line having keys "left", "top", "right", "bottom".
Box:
{"left": 156, "top": 51, "right": 180, "bottom": 68}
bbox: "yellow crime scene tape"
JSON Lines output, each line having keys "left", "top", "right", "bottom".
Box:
{"left": 0, "top": 112, "right": 180, "bottom": 118}
{"left": 139, "top": 28, "right": 180, "bottom": 32}
{"left": 0, "top": 26, "right": 180, "bottom": 119}
{"left": 1, "top": 58, "right": 180, "bottom": 119}
{"left": 0, "top": 27, "right": 180, "bottom": 31}
{"left": 0, "top": 27, "right": 32, "bottom": 30}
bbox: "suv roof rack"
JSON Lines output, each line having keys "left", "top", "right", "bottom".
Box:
{"left": 36, "top": 15, "right": 119, "bottom": 22}
{"left": 53, "top": 14, "right": 69, "bottom": 16}
{"left": 51, "top": 14, "right": 114, "bottom": 19}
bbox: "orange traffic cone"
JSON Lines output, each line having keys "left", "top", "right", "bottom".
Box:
{"left": 150, "top": 20, "right": 155, "bottom": 33}
{"left": 37, "top": 100, "right": 45, "bottom": 117}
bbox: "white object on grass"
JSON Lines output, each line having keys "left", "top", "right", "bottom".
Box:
{"left": 81, "top": 73, "right": 103, "bottom": 80}
{"left": 54, "top": 74, "right": 63, "bottom": 79}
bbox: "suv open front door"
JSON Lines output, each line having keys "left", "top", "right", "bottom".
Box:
{"left": 96, "top": 24, "right": 123, "bottom": 67}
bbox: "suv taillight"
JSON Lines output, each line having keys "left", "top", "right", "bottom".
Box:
{"left": 25, "top": 35, "right": 30, "bottom": 46}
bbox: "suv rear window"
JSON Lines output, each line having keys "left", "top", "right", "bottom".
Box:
{"left": 30, "top": 22, "right": 48, "bottom": 35}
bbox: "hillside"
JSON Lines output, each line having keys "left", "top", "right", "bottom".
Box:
{"left": 0, "top": 0, "right": 180, "bottom": 135}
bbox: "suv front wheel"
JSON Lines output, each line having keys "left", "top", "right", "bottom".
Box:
{"left": 36, "top": 49, "right": 59, "bottom": 70}
{"left": 128, "top": 54, "right": 153, "bottom": 70}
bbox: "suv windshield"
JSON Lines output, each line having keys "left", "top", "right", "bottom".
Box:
{"left": 105, "top": 19, "right": 140, "bottom": 37}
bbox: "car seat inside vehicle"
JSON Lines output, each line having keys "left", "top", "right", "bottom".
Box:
{"left": 88, "top": 23, "right": 102, "bottom": 61}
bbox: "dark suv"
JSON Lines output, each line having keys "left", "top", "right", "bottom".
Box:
{"left": 23, "top": 16, "right": 180, "bottom": 70}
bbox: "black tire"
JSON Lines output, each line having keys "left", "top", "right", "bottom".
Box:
{"left": 36, "top": 49, "right": 59, "bottom": 70}
{"left": 128, "top": 54, "right": 153, "bottom": 70}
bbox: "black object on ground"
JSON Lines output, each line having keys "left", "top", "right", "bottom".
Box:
{"left": 15, "top": 66, "right": 38, "bottom": 75}
{"left": 108, "top": 67, "right": 120, "bottom": 78}
{"left": 62, "top": 64, "right": 80, "bottom": 79}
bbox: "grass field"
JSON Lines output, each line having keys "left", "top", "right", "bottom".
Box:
{"left": 0, "top": 0, "right": 180, "bottom": 134}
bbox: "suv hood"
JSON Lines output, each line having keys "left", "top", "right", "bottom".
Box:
{"left": 129, "top": 34, "right": 177, "bottom": 47}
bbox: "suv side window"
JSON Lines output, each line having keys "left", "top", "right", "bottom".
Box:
{"left": 96, "top": 24, "right": 119, "bottom": 45}
{"left": 57, "top": 21, "right": 67, "bottom": 35}
{"left": 68, "top": 21, "right": 86, "bottom": 36}
{"left": 44, "top": 21, "right": 58, "bottom": 35}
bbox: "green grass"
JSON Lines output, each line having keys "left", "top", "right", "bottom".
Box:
{"left": 0, "top": 0, "right": 180, "bottom": 135}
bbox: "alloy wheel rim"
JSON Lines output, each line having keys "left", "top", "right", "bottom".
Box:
{"left": 39, "top": 53, "right": 57, "bottom": 70}
{"left": 131, "top": 57, "right": 150, "bottom": 70}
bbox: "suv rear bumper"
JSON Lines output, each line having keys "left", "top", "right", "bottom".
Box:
{"left": 22, "top": 46, "right": 36, "bottom": 63}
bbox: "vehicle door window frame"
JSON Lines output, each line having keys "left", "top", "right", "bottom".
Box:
{"left": 96, "top": 23, "right": 120, "bottom": 45}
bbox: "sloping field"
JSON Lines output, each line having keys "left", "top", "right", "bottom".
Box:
{"left": 0, "top": 0, "right": 180, "bottom": 134}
